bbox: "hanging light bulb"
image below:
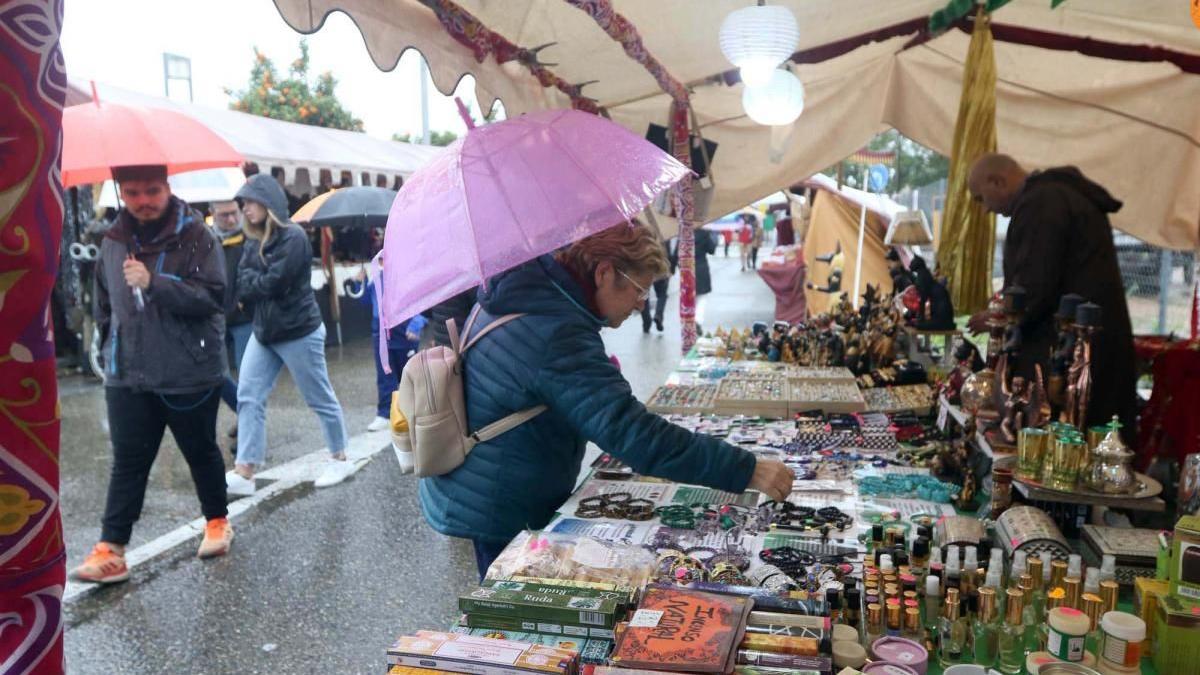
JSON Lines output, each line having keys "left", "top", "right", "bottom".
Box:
{"left": 742, "top": 68, "right": 805, "bottom": 126}
{"left": 719, "top": 4, "right": 800, "bottom": 87}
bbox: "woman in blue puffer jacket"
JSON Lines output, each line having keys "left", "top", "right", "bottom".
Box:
{"left": 419, "top": 222, "right": 795, "bottom": 578}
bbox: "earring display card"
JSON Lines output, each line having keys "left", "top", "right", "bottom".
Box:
{"left": 787, "top": 381, "right": 866, "bottom": 415}
{"left": 715, "top": 376, "right": 790, "bottom": 417}
{"left": 646, "top": 384, "right": 718, "bottom": 415}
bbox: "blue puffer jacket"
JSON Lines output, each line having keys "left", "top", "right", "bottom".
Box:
{"left": 418, "top": 255, "right": 758, "bottom": 544}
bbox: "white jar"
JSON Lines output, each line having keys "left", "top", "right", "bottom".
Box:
{"left": 1096, "top": 611, "right": 1145, "bottom": 675}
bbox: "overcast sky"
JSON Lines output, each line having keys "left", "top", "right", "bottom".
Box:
{"left": 60, "top": 0, "right": 488, "bottom": 140}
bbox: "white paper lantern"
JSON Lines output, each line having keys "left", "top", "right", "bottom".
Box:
{"left": 719, "top": 4, "right": 800, "bottom": 87}
{"left": 742, "top": 68, "right": 805, "bottom": 126}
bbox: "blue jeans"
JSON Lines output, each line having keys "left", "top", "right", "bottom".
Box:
{"left": 235, "top": 324, "right": 348, "bottom": 466}
{"left": 374, "top": 334, "right": 411, "bottom": 418}
{"left": 220, "top": 322, "right": 254, "bottom": 410}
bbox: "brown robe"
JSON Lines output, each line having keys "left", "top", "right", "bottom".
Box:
{"left": 1002, "top": 167, "right": 1137, "bottom": 443}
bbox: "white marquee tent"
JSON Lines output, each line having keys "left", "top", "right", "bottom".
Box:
{"left": 271, "top": 0, "right": 1200, "bottom": 250}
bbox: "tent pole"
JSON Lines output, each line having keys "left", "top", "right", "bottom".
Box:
{"left": 852, "top": 169, "right": 868, "bottom": 310}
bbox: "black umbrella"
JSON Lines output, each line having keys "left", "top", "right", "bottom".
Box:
{"left": 291, "top": 186, "right": 397, "bottom": 228}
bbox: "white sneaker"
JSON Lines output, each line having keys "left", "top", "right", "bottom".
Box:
{"left": 313, "top": 456, "right": 366, "bottom": 488}
{"left": 366, "top": 416, "right": 390, "bottom": 432}
{"left": 225, "top": 471, "right": 256, "bottom": 497}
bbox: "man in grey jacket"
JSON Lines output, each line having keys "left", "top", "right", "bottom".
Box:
{"left": 71, "top": 165, "right": 233, "bottom": 585}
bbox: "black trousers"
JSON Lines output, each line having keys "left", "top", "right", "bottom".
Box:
{"left": 640, "top": 278, "right": 670, "bottom": 329}
{"left": 101, "top": 386, "right": 227, "bottom": 544}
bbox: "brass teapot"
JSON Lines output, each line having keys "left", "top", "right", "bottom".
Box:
{"left": 1087, "top": 417, "right": 1136, "bottom": 494}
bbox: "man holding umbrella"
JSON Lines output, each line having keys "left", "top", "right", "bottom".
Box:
{"left": 71, "top": 165, "right": 232, "bottom": 584}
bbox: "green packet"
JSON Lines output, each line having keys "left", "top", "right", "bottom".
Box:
{"left": 484, "top": 578, "right": 635, "bottom": 610}
{"left": 449, "top": 624, "right": 612, "bottom": 665}
{"left": 460, "top": 584, "right": 622, "bottom": 629}
{"left": 462, "top": 612, "right": 616, "bottom": 640}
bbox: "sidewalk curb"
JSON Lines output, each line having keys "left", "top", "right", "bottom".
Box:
{"left": 64, "top": 430, "right": 392, "bottom": 606}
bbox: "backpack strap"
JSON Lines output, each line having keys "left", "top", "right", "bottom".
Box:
{"left": 447, "top": 305, "right": 482, "bottom": 354}
{"left": 462, "top": 312, "right": 526, "bottom": 353}
{"left": 471, "top": 404, "right": 548, "bottom": 444}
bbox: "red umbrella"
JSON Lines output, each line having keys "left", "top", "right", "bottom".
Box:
{"left": 62, "top": 82, "right": 242, "bottom": 187}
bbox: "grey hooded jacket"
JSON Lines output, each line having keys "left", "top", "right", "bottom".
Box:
{"left": 236, "top": 174, "right": 323, "bottom": 345}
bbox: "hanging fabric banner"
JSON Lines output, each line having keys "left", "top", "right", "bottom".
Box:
{"left": 0, "top": 0, "right": 68, "bottom": 672}
{"left": 936, "top": 7, "right": 998, "bottom": 315}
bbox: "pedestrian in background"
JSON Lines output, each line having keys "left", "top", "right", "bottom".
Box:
{"left": 750, "top": 217, "right": 763, "bottom": 270}
{"left": 361, "top": 260, "right": 427, "bottom": 432}
{"left": 210, "top": 199, "right": 252, "bottom": 446}
{"left": 641, "top": 238, "right": 672, "bottom": 333}
{"left": 738, "top": 215, "right": 754, "bottom": 271}
{"left": 225, "top": 174, "right": 356, "bottom": 496}
{"left": 71, "top": 164, "right": 232, "bottom": 584}
{"left": 721, "top": 228, "right": 733, "bottom": 257}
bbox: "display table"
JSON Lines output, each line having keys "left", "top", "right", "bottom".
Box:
{"left": 756, "top": 259, "right": 806, "bottom": 324}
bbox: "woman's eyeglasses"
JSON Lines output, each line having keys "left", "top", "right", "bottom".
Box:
{"left": 617, "top": 269, "right": 650, "bottom": 301}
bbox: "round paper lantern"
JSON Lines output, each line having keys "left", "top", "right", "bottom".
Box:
{"left": 742, "top": 68, "right": 805, "bottom": 126}
{"left": 719, "top": 4, "right": 800, "bottom": 87}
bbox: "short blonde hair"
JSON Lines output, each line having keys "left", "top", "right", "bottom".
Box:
{"left": 555, "top": 221, "right": 669, "bottom": 282}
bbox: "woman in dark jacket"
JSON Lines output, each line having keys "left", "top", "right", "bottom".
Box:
{"left": 225, "top": 175, "right": 355, "bottom": 496}
{"left": 419, "top": 223, "right": 795, "bottom": 578}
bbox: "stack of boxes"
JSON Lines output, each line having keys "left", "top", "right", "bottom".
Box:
{"left": 1150, "top": 515, "right": 1200, "bottom": 672}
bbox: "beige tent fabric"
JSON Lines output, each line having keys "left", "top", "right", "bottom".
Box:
{"left": 802, "top": 184, "right": 895, "bottom": 316}
{"left": 270, "top": 0, "right": 1200, "bottom": 249}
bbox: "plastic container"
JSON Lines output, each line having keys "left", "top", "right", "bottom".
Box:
{"left": 870, "top": 635, "right": 928, "bottom": 674}
{"left": 1096, "top": 611, "right": 1145, "bottom": 674}
{"left": 1047, "top": 607, "right": 1091, "bottom": 662}
{"left": 832, "top": 640, "right": 867, "bottom": 669}
{"left": 1026, "top": 651, "right": 1060, "bottom": 674}
{"left": 831, "top": 623, "right": 859, "bottom": 644}
{"left": 861, "top": 662, "right": 919, "bottom": 675}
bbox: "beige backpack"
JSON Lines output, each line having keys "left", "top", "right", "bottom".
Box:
{"left": 391, "top": 307, "right": 546, "bottom": 477}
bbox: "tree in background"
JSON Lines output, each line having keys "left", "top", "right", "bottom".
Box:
{"left": 393, "top": 130, "right": 458, "bottom": 146}
{"left": 226, "top": 40, "right": 363, "bottom": 132}
{"left": 824, "top": 129, "right": 948, "bottom": 192}
{"left": 391, "top": 101, "right": 500, "bottom": 146}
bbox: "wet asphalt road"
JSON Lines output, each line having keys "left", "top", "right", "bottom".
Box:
{"left": 62, "top": 252, "right": 777, "bottom": 674}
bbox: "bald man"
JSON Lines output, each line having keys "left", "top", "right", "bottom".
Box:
{"left": 968, "top": 154, "right": 1136, "bottom": 443}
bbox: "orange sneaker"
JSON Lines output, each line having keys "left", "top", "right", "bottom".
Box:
{"left": 197, "top": 517, "right": 233, "bottom": 559}
{"left": 70, "top": 543, "right": 129, "bottom": 584}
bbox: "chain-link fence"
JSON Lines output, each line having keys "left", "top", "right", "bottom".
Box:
{"left": 1112, "top": 235, "right": 1195, "bottom": 336}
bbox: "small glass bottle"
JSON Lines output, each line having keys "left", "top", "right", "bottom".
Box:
{"left": 938, "top": 587, "right": 968, "bottom": 668}
{"left": 887, "top": 599, "right": 902, "bottom": 636}
{"left": 911, "top": 537, "right": 930, "bottom": 579}
{"left": 997, "top": 588, "right": 1026, "bottom": 674}
{"left": 865, "top": 602, "right": 884, "bottom": 647}
{"left": 1020, "top": 573, "right": 1040, "bottom": 652}
{"left": 1082, "top": 593, "right": 1103, "bottom": 660}
{"left": 827, "top": 588, "right": 843, "bottom": 625}
{"left": 844, "top": 587, "right": 862, "bottom": 630}
{"left": 973, "top": 586, "right": 1001, "bottom": 668}
{"left": 903, "top": 607, "right": 923, "bottom": 641}
{"left": 924, "top": 575, "right": 941, "bottom": 632}
{"left": 1028, "top": 556, "right": 1047, "bottom": 619}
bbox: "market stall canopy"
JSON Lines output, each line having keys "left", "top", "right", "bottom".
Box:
{"left": 64, "top": 77, "right": 444, "bottom": 189}
{"left": 271, "top": 0, "right": 1200, "bottom": 250}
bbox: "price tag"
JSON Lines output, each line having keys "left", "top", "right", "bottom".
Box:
{"left": 936, "top": 404, "right": 949, "bottom": 432}
{"left": 629, "top": 609, "right": 663, "bottom": 628}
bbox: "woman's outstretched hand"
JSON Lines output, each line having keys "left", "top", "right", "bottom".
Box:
{"left": 748, "top": 459, "right": 796, "bottom": 503}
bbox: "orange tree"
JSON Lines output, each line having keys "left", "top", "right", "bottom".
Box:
{"left": 226, "top": 39, "right": 363, "bottom": 131}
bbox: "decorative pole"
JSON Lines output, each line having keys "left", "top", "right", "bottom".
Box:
{"left": 669, "top": 100, "right": 698, "bottom": 352}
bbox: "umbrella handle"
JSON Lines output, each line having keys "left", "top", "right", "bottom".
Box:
{"left": 455, "top": 97, "right": 476, "bottom": 130}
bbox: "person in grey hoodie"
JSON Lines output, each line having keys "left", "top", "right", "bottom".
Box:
{"left": 225, "top": 174, "right": 357, "bottom": 496}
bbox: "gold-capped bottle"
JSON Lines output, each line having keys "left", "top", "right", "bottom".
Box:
{"left": 973, "top": 586, "right": 1001, "bottom": 667}
{"left": 938, "top": 587, "right": 968, "bottom": 667}
{"left": 998, "top": 588, "right": 1026, "bottom": 674}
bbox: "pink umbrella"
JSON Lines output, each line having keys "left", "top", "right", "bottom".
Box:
{"left": 379, "top": 107, "right": 689, "bottom": 330}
